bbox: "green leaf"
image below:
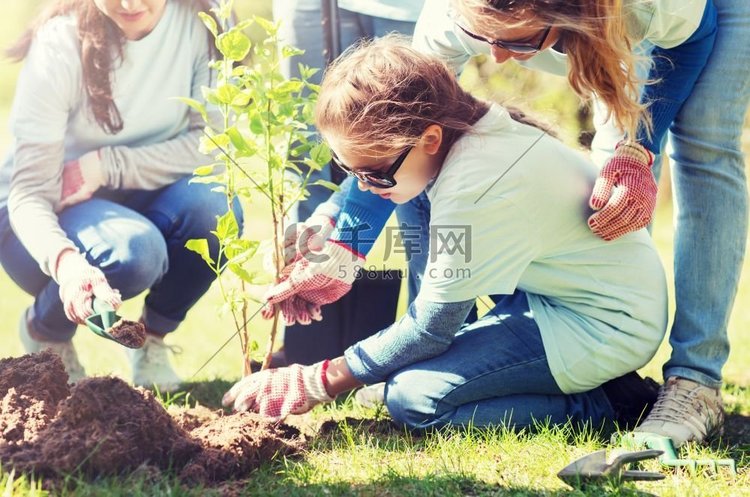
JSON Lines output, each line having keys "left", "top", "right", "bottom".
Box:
{"left": 193, "top": 164, "right": 215, "bottom": 176}
{"left": 215, "top": 210, "right": 240, "bottom": 241}
{"left": 198, "top": 12, "right": 218, "bottom": 37}
{"left": 226, "top": 127, "right": 256, "bottom": 157}
{"left": 310, "top": 179, "right": 341, "bottom": 192}
{"left": 202, "top": 87, "right": 221, "bottom": 106}
{"left": 310, "top": 142, "right": 332, "bottom": 167}
{"left": 216, "top": 84, "right": 240, "bottom": 105}
{"left": 229, "top": 263, "right": 255, "bottom": 283}
{"left": 281, "top": 45, "right": 304, "bottom": 59}
{"left": 174, "top": 96, "right": 208, "bottom": 122}
{"left": 253, "top": 16, "right": 278, "bottom": 36}
{"left": 185, "top": 239, "right": 215, "bottom": 266}
{"left": 217, "top": 30, "right": 251, "bottom": 62}
{"left": 248, "top": 111, "right": 264, "bottom": 135}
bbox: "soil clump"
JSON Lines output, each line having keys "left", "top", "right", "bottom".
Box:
{"left": 108, "top": 319, "right": 147, "bottom": 348}
{"left": 0, "top": 352, "right": 304, "bottom": 485}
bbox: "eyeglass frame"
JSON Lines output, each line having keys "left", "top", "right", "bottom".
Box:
{"left": 330, "top": 146, "right": 413, "bottom": 189}
{"left": 456, "top": 23, "right": 552, "bottom": 54}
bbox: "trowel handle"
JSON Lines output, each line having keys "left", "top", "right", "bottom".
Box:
{"left": 92, "top": 298, "right": 115, "bottom": 315}
{"left": 92, "top": 298, "right": 117, "bottom": 329}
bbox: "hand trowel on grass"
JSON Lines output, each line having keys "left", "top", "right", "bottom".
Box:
{"left": 85, "top": 298, "right": 146, "bottom": 349}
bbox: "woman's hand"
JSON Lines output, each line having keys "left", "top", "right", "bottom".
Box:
{"left": 588, "top": 141, "right": 657, "bottom": 241}
{"left": 55, "top": 249, "right": 121, "bottom": 324}
{"left": 262, "top": 240, "right": 364, "bottom": 326}
{"left": 222, "top": 361, "right": 335, "bottom": 421}
{"left": 60, "top": 150, "right": 105, "bottom": 209}
{"left": 262, "top": 213, "right": 363, "bottom": 326}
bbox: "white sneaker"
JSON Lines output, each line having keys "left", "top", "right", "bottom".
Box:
{"left": 130, "top": 334, "right": 183, "bottom": 393}
{"left": 634, "top": 376, "right": 724, "bottom": 448}
{"left": 18, "top": 308, "right": 86, "bottom": 383}
{"left": 354, "top": 382, "right": 386, "bottom": 408}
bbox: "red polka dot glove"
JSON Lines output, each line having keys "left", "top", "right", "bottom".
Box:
{"left": 588, "top": 141, "right": 657, "bottom": 241}
{"left": 222, "top": 360, "right": 334, "bottom": 421}
{"left": 54, "top": 250, "right": 122, "bottom": 324}
{"left": 262, "top": 241, "right": 364, "bottom": 326}
{"left": 60, "top": 150, "right": 105, "bottom": 210}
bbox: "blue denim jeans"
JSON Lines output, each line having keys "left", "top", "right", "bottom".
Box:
{"left": 663, "top": 0, "right": 750, "bottom": 388}
{"left": 385, "top": 195, "right": 616, "bottom": 428}
{"left": 0, "top": 177, "right": 243, "bottom": 341}
{"left": 272, "top": 0, "right": 417, "bottom": 219}
{"left": 592, "top": 0, "right": 750, "bottom": 388}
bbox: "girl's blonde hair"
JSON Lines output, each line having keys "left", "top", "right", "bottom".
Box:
{"left": 315, "top": 35, "right": 491, "bottom": 158}
{"left": 7, "top": 0, "right": 217, "bottom": 135}
{"left": 453, "top": 0, "right": 650, "bottom": 139}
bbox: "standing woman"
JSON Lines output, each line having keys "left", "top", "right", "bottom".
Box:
{"left": 266, "top": 0, "right": 750, "bottom": 447}
{"left": 0, "top": 0, "right": 242, "bottom": 390}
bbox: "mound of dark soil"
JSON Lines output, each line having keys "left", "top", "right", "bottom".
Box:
{"left": 0, "top": 351, "right": 69, "bottom": 448}
{"left": 0, "top": 352, "right": 304, "bottom": 485}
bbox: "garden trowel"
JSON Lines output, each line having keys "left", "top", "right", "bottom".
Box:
{"left": 557, "top": 448, "right": 665, "bottom": 487}
{"left": 85, "top": 298, "right": 146, "bottom": 349}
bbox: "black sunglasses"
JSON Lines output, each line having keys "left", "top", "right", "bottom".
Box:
{"left": 457, "top": 24, "right": 551, "bottom": 54}
{"left": 331, "top": 146, "right": 413, "bottom": 189}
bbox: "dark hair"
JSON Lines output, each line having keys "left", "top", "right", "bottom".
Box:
{"left": 7, "top": 0, "right": 217, "bottom": 135}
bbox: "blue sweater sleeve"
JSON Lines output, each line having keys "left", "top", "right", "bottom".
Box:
{"left": 329, "top": 178, "right": 396, "bottom": 256}
{"left": 636, "top": 1, "right": 717, "bottom": 153}
{"left": 344, "top": 297, "right": 475, "bottom": 384}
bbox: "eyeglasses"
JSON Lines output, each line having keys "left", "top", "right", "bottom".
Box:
{"left": 457, "top": 24, "right": 551, "bottom": 54}
{"left": 331, "top": 146, "right": 413, "bottom": 189}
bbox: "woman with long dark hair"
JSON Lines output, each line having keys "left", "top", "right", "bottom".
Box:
{"left": 0, "top": 0, "right": 242, "bottom": 391}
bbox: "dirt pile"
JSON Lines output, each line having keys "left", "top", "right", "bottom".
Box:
{"left": 0, "top": 351, "right": 69, "bottom": 448}
{"left": 0, "top": 352, "right": 304, "bottom": 484}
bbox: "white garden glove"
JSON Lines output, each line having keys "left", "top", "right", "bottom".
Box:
{"left": 54, "top": 249, "right": 122, "bottom": 324}
{"left": 60, "top": 150, "right": 105, "bottom": 209}
{"left": 222, "top": 360, "right": 335, "bottom": 421}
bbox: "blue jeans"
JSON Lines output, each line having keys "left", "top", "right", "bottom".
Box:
{"left": 591, "top": 0, "right": 750, "bottom": 388}
{"left": 0, "top": 177, "right": 243, "bottom": 341}
{"left": 664, "top": 0, "right": 750, "bottom": 388}
{"left": 272, "top": 0, "right": 417, "bottom": 218}
{"left": 386, "top": 196, "right": 615, "bottom": 428}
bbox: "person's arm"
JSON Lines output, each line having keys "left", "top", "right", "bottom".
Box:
{"left": 344, "top": 297, "right": 475, "bottom": 384}
{"left": 587, "top": 1, "right": 717, "bottom": 240}
{"left": 6, "top": 18, "right": 81, "bottom": 275}
{"left": 636, "top": 1, "right": 717, "bottom": 153}
{"left": 330, "top": 182, "right": 396, "bottom": 256}
{"left": 223, "top": 297, "right": 475, "bottom": 419}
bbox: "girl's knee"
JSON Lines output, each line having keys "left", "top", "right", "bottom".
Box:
{"left": 385, "top": 373, "right": 440, "bottom": 429}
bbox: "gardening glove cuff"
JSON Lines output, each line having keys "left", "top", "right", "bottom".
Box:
{"left": 60, "top": 150, "right": 105, "bottom": 209}
{"left": 588, "top": 141, "right": 657, "bottom": 241}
